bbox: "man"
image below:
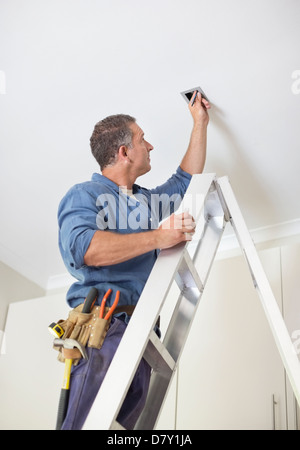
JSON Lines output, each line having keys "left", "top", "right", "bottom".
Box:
{"left": 57, "top": 91, "right": 210, "bottom": 429}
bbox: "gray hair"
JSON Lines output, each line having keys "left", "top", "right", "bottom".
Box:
{"left": 90, "top": 114, "right": 136, "bottom": 170}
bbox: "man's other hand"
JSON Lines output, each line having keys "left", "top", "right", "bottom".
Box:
{"left": 157, "top": 211, "right": 196, "bottom": 249}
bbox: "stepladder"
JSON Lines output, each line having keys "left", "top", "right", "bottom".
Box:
{"left": 83, "top": 173, "right": 300, "bottom": 430}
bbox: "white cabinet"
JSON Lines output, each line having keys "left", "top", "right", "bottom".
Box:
{"left": 175, "top": 247, "right": 289, "bottom": 429}
{"left": 281, "top": 244, "right": 300, "bottom": 429}
{"left": 281, "top": 245, "right": 300, "bottom": 358}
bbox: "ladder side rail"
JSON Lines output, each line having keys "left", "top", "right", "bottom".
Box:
{"left": 161, "top": 180, "right": 226, "bottom": 363}
{"left": 163, "top": 182, "right": 227, "bottom": 363}
{"left": 163, "top": 215, "right": 226, "bottom": 362}
{"left": 83, "top": 174, "right": 216, "bottom": 429}
{"left": 137, "top": 190, "right": 227, "bottom": 429}
{"left": 217, "top": 176, "right": 300, "bottom": 406}
{"left": 189, "top": 184, "right": 228, "bottom": 284}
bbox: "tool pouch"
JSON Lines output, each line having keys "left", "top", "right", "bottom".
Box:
{"left": 88, "top": 317, "right": 110, "bottom": 349}
{"left": 53, "top": 303, "right": 112, "bottom": 364}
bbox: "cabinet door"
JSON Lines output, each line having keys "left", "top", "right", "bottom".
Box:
{"left": 281, "top": 244, "right": 300, "bottom": 358}
{"left": 281, "top": 243, "right": 300, "bottom": 429}
{"left": 176, "top": 247, "right": 286, "bottom": 429}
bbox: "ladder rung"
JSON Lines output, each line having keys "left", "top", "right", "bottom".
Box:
{"left": 177, "top": 249, "right": 204, "bottom": 294}
{"left": 143, "top": 330, "right": 176, "bottom": 377}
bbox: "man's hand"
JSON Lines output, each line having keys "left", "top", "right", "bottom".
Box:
{"left": 180, "top": 91, "right": 211, "bottom": 175}
{"left": 188, "top": 91, "right": 211, "bottom": 127}
{"left": 156, "top": 211, "right": 196, "bottom": 249}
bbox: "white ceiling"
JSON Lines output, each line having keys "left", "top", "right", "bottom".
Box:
{"left": 0, "top": 0, "right": 300, "bottom": 290}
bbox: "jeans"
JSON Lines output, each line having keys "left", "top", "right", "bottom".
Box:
{"left": 61, "top": 317, "right": 151, "bottom": 430}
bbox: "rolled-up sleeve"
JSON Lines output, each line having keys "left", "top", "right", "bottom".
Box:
{"left": 58, "top": 186, "right": 98, "bottom": 270}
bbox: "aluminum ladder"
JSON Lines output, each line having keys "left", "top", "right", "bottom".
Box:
{"left": 83, "top": 173, "right": 300, "bottom": 430}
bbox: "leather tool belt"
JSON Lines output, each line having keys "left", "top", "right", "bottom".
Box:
{"left": 53, "top": 304, "right": 135, "bottom": 364}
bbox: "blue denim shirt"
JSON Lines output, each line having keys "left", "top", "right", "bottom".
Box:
{"left": 58, "top": 166, "right": 191, "bottom": 309}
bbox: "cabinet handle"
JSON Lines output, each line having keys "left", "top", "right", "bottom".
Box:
{"left": 272, "top": 394, "right": 277, "bottom": 430}
{"left": 295, "top": 396, "right": 299, "bottom": 430}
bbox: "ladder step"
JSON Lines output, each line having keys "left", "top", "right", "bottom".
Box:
{"left": 143, "top": 330, "right": 176, "bottom": 377}
{"left": 176, "top": 249, "right": 204, "bottom": 295}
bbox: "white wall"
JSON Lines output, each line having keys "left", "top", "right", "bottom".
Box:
{"left": 0, "top": 261, "right": 45, "bottom": 331}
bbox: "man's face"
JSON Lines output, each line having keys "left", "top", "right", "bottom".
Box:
{"left": 126, "top": 122, "right": 154, "bottom": 177}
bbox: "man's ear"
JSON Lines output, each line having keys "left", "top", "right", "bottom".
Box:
{"left": 119, "top": 145, "right": 127, "bottom": 159}
{"left": 118, "top": 145, "right": 130, "bottom": 163}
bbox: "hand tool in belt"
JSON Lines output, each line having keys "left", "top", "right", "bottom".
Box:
{"left": 82, "top": 286, "right": 98, "bottom": 313}
{"left": 99, "top": 289, "right": 120, "bottom": 319}
{"left": 54, "top": 338, "right": 88, "bottom": 430}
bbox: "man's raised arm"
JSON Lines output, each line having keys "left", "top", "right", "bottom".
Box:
{"left": 180, "top": 91, "right": 211, "bottom": 175}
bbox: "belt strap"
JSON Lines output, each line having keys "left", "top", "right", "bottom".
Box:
{"left": 113, "top": 305, "right": 136, "bottom": 316}
{"left": 76, "top": 303, "right": 159, "bottom": 327}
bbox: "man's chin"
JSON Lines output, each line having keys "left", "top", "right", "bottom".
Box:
{"left": 143, "top": 163, "right": 151, "bottom": 174}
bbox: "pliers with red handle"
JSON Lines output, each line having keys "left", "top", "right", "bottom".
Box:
{"left": 99, "top": 289, "right": 120, "bottom": 320}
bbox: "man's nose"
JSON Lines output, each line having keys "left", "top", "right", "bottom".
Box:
{"left": 147, "top": 141, "right": 154, "bottom": 151}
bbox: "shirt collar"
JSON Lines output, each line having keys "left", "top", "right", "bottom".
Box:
{"left": 91, "top": 172, "right": 141, "bottom": 194}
